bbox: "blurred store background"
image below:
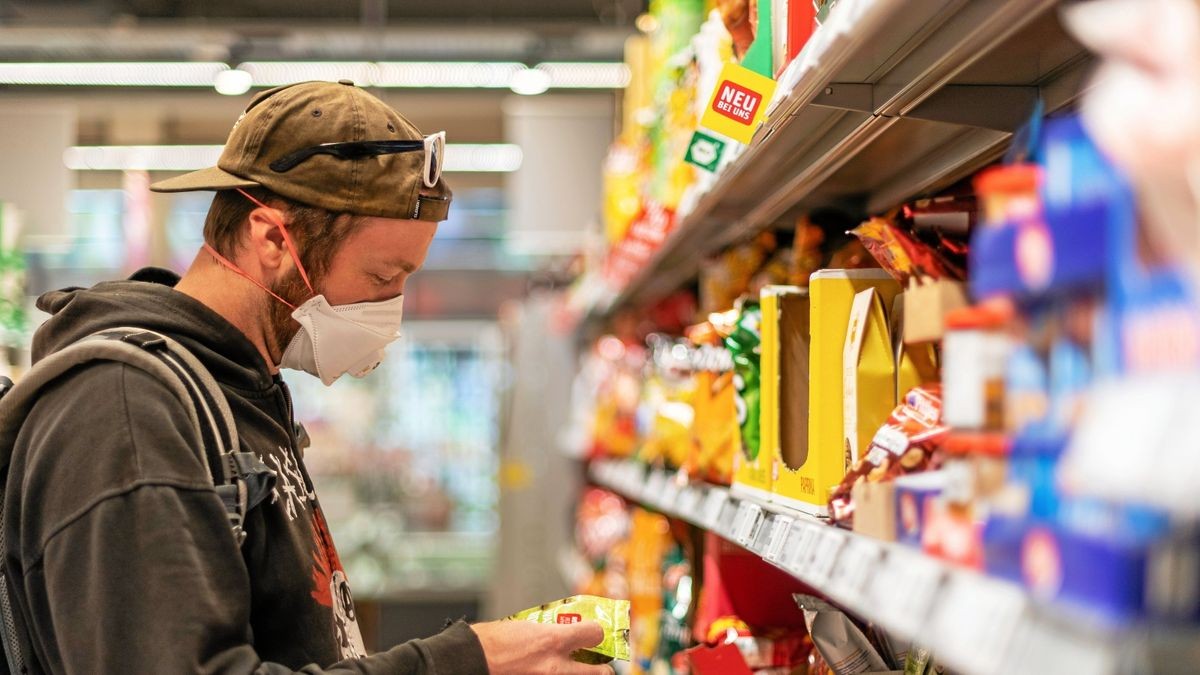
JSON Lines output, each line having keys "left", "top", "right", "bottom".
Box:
{"left": 0, "top": 0, "right": 642, "bottom": 651}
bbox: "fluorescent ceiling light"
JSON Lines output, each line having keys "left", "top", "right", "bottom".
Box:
{"left": 213, "top": 68, "right": 253, "bottom": 95}
{"left": 65, "top": 144, "right": 523, "bottom": 173}
{"left": 0, "top": 62, "right": 229, "bottom": 86}
{"left": 509, "top": 68, "right": 552, "bottom": 96}
{"left": 236, "top": 61, "right": 380, "bottom": 87}
{"left": 375, "top": 62, "right": 524, "bottom": 88}
{"left": 0, "top": 61, "right": 629, "bottom": 90}
{"left": 535, "top": 62, "right": 631, "bottom": 88}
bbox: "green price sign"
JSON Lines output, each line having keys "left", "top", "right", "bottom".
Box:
{"left": 684, "top": 130, "right": 726, "bottom": 172}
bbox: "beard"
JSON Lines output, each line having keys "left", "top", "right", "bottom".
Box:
{"left": 267, "top": 266, "right": 315, "bottom": 363}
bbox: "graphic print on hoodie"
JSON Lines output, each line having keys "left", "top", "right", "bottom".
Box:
{"left": 12, "top": 267, "right": 370, "bottom": 669}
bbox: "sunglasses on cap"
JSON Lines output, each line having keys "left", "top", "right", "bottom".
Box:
{"left": 269, "top": 131, "right": 446, "bottom": 188}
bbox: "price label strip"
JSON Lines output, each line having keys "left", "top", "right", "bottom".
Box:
{"left": 660, "top": 478, "right": 683, "bottom": 513}
{"left": 701, "top": 489, "right": 731, "bottom": 530}
{"left": 716, "top": 498, "right": 741, "bottom": 540}
{"left": 869, "top": 549, "right": 946, "bottom": 636}
{"left": 807, "top": 528, "right": 847, "bottom": 586}
{"left": 782, "top": 521, "right": 819, "bottom": 578}
{"left": 1000, "top": 612, "right": 1119, "bottom": 675}
{"left": 676, "top": 486, "right": 705, "bottom": 524}
{"left": 724, "top": 499, "right": 763, "bottom": 547}
{"left": 763, "top": 515, "right": 795, "bottom": 564}
{"left": 927, "top": 572, "right": 1027, "bottom": 675}
{"left": 644, "top": 470, "right": 667, "bottom": 506}
{"left": 826, "top": 537, "right": 882, "bottom": 610}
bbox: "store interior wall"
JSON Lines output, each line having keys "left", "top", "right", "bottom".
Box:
{"left": 485, "top": 294, "right": 583, "bottom": 619}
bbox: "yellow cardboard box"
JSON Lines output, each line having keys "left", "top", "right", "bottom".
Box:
{"left": 773, "top": 269, "right": 900, "bottom": 515}
{"left": 843, "top": 287, "right": 896, "bottom": 468}
{"left": 734, "top": 286, "right": 805, "bottom": 501}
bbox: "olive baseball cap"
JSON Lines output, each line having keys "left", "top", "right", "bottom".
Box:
{"left": 150, "top": 80, "right": 452, "bottom": 221}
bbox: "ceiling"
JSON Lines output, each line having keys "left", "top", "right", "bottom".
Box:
{"left": 5, "top": 0, "right": 646, "bottom": 23}
{"left": 0, "top": 0, "right": 644, "bottom": 63}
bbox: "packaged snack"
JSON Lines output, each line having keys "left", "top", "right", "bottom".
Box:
{"left": 724, "top": 302, "right": 763, "bottom": 464}
{"left": 852, "top": 217, "right": 963, "bottom": 284}
{"left": 795, "top": 595, "right": 889, "bottom": 675}
{"left": 829, "top": 386, "right": 948, "bottom": 525}
{"left": 700, "top": 231, "right": 777, "bottom": 314}
{"left": 655, "top": 542, "right": 694, "bottom": 673}
{"left": 576, "top": 488, "right": 631, "bottom": 564}
{"left": 629, "top": 508, "right": 673, "bottom": 668}
{"left": 507, "top": 595, "right": 632, "bottom": 662}
{"left": 903, "top": 645, "right": 933, "bottom": 675}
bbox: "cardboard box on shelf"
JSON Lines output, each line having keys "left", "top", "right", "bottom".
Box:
{"left": 732, "top": 286, "right": 805, "bottom": 501}
{"left": 902, "top": 277, "right": 969, "bottom": 345}
{"left": 852, "top": 481, "right": 897, "bottom": 542}
{"left": 843, "top": 287, "right": 896, "bottom": 468}
{"left": 892, "top": 293, "right": 941, "bottom": 400}
{"left": 774, "top": 269, "right": 900, "bottom": 515}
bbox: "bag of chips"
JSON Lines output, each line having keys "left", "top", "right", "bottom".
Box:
{"left": 507, "top": 595, "right": 632, "bottom": 663}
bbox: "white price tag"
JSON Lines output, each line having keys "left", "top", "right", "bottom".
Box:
{"left": 928, "top": 572, "right": 1027, "bottom": 674}
{"left": 827, "top": 537, "right": 882, "bottom": 608}
{"left": 868, "top": 549, "right": 945, "bottom": 636}
{"left": 763, "top": 516, "right": 795, "bottom": 563}
{"left": 660, "top": 478, "right": 683, "bottom": 513}
{"left": 716, "top": 499, "right": 741, "bottom": 539}
{"left": 644, "top": 470, "right": 667, "bottom": 504}
{"left": 742, "top": 505, "right": 770, "bottom": 551}
{"left": 734, "top": 502, "right": 765, "bottom": 548}
{"left": 782, "top": 521, "right": 818, "bottom": 574}
{"left": 701, "top": 489, "right": 730, "bottom": 530}
{"left": 807, "top": 529, "right": 846, "bottom": 585}
{"left": 677, "top": 486, "right": 704, "bottom": 522}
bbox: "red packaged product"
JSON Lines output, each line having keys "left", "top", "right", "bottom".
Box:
{"left": 830, "top": 386, "right": 949, "bottom": 525}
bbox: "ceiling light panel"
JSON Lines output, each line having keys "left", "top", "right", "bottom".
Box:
{"left": 0, "top": 62, "right": 229, "bottom": 86}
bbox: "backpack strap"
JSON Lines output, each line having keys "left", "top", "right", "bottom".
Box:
{"left": 0, "top": 328, "right": 277, "bottom": 673}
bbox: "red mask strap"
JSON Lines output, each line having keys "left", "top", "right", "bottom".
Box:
{"left": 204, "top": 243, "right": 298, "bottom": 310}
{"left": 236, "top": 188, "right": 315, "bottom": 295}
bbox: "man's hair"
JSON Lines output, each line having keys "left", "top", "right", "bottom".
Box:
{"left": 203, "top": 187, "right": 363, "bottom": 279}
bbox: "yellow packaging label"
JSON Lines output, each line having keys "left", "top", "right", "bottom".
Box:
{"left": 699, "top": 63, "right": 777, "bottom": 144}
{"left": 507, "top": 595, "right": 631, "bottom": 662}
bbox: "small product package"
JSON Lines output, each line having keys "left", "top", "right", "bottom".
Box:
{"left": 507, "top": 595, "right": 632, "bottom": 663}
{"left": 795, "top": 595, "right": 889, "bottom": 675}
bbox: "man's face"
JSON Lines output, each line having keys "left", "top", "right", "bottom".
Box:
{"left": 266, "top": 216, "right": 438, "bottom": 359}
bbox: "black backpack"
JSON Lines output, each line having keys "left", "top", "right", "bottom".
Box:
{"left": 0, "top": 328, "right": 277, "bottom": 674}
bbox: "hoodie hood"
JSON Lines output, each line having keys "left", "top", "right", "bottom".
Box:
{"left": 34, "top": 267, "right": 276, "bottom": 393}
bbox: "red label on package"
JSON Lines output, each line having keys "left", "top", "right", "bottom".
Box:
{"left": 711, "top": 80, "right": 761, "bottom": 125}
{"left": 556, "top": 613, "right": 582, "bottom": 624}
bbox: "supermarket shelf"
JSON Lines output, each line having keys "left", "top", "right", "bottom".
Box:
{"left": 592, "top": 0, "right": 1090, "bottom": 323}
{"left": 589, "top": 460, "right": 1200, "bottom": 675}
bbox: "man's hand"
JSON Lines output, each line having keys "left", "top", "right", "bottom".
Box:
{"left": 472, "top": 620, "right": 615, "bottom": 675}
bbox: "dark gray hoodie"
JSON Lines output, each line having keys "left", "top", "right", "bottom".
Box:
{"left": 2, "top": 268, "right": 488, "bottom": 674}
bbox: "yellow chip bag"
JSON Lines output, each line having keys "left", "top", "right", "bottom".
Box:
{"left": 507, "top": 595, "right": 632, "bottom": 663}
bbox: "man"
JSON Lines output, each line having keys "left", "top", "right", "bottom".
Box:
{"left": 2, "top": 80, "right": 607, "bottom": 673}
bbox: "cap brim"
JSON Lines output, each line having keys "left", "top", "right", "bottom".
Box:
{"left": 149, "top": 166, "right": 261, "bottom": 193}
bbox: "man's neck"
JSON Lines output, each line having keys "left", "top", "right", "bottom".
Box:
{"left": 175, "top": 249, "right": 281, "bottom": 374}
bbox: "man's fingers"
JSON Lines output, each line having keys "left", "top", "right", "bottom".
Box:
{"left": 564, "top": 662, "right": 616, "bottom": 675}
{"left": 560, "top": 620, "right": 606, "bottom": 650}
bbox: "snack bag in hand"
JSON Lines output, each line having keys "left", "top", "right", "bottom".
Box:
{"left": 508, "top": 595, "right": 632, "bottom": 663}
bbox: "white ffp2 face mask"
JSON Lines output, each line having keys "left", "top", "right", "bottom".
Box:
{"left": 280, "top": 293, "right": 405, "bottom": 386}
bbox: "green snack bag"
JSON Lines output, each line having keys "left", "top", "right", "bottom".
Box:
{"left": 507, "top": 595, "right": 631, "bottom": 662}
{"left": 726, "top": 302, "right": 763, "bottom": 460}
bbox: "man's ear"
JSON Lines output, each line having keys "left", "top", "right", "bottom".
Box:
{"left": 245, "top": 206, "right": 291, "bottom": 275}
